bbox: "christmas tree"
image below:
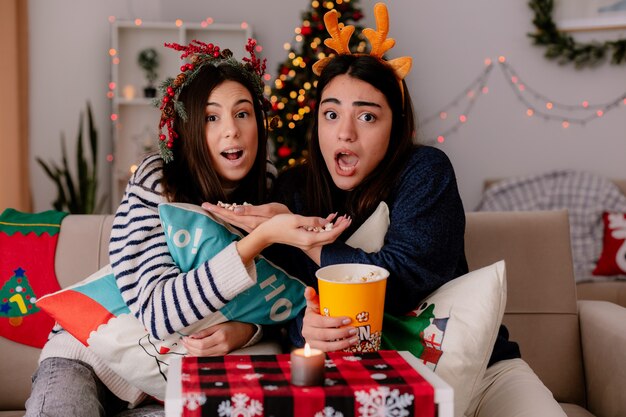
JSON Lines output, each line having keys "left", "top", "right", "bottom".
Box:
{"left": 0, "top": 267, "right": 40, "bottom": 327}
{"left": 268, "top": 0, "right": 366, "bottom": 170}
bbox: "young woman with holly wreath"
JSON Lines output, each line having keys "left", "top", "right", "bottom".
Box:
{"left": 26, "top": 39, "right": 350, "bottom": 417}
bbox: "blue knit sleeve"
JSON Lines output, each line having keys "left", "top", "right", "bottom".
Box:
{"left": 320, "top": 146, "right": 467, "bottom": 314}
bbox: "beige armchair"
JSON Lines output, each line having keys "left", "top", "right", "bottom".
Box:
{"left": 465, "top": 210, "right": 626, "bottom": 417}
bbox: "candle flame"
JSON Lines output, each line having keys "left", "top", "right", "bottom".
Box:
{"left": 304, "top": 342, "right": 312, "bottom": 357}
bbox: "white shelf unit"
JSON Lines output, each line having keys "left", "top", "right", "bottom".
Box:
{"left": 110, "top": 21, "right": 252, "bottom": 209}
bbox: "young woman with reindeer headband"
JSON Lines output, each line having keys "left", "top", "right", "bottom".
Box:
{"left": 26, "top": 38, "right": 350, "bottom": 416}
{"left": 208, "top": 3, "right": 566, "bottom": 417}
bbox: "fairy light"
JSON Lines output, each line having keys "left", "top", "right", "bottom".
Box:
{"left": 175, "top": 19, "right": 183, "bottom": 27}
{"left": 423, "top": 60, "right": 494, "bottom": 143}
{"left": 111, "top": 113, "right": 118, "bottom": 122}
{"left": 109, "top": 82, "right": 116, "bottom": 90}
{"left": 109, "top": 48, "right": 117, "bottom": 57}
{"left": 283, "top": 43, "right": 291, "bottom": 50}
{"left": 134, "top": 18, "right": 142, "bottom": 26}
{"left": 241, "top": 21, "right": 249, "bottom": 29}
{"left": 499, "top": 59, "right": 626, "bottom": 127}
{"left": 106, "top": 154, "right": 114, "bottom": 163}
{"left": 206, "top": 17, "right": 214, "bottom": 24}
{"left": 108, "top": 16, "right": 116, "bottom": 23}
{"left": 423, "top": 57, "right": 625, "bottom": 145}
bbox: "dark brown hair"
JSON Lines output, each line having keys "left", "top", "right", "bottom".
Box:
{"left": 161, "top": 63, "right": 268, "bottom": 205}
{"left": 305, "top": 54, "right": 417, "bottom": 226}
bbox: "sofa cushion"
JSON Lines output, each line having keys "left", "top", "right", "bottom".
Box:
{"left": 37, "top": 203, "right": 305, "bottom": 400}
{"left": 344, "top": 201, "right": 507, "bottom": 417}
{"left": 592, "top": 212, "right": 626, "bottom": 276}
{"left": 382, "top": 261, "right": 506, "bottom": 417}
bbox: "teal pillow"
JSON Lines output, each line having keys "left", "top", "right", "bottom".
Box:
{"left": 37, "top": 203, "right": 306, "bottom": 400}
{"left": 159, "top": 202, "right": 306, "bottom": 325}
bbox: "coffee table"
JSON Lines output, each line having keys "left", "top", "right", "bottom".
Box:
{"left": 165, "top": 350, "right": 453, "bottom": 417}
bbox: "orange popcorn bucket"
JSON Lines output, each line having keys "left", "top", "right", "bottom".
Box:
{"left": 316, "top": 263, "right": 389, "bottom": 353}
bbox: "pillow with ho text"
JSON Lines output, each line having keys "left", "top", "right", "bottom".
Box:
{"left": 37, "top": 202, "right": 305, "bottom": 400}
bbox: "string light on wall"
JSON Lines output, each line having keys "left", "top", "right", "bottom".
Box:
{"left": 422, "top": 56, "right": 626, "bottom": 144}
{"left": 500, "top": 60, "right": 626, "bottom": 127}
{"left": 421, "top": 59, "right": 494, "bottom": 144}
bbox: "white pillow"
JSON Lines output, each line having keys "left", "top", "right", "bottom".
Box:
{"left": 344, "top": 203, "right": 507, "bottom": 417}
{"left": 382, "top": 261, "right": 506, "bottom": 417}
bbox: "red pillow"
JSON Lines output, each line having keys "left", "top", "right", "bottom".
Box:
{"left": 593, "top": 212, "right": 626, "bottom": 276}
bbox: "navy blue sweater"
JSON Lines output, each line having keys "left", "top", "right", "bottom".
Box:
{"left": 266, "top": 145, "right": 520, "bottom": 366}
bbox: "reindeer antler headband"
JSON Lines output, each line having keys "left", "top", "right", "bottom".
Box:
{"left": 155, "top": 39, "right": 267, "bottom": 163}
{"left": 312, "top": 2, "right": 412, "bottom": 97}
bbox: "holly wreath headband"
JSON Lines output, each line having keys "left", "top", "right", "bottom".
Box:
{"left": 155, "top": 38, "right": 267, "bottom": 163}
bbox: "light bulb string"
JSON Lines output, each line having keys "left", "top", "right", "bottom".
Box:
{"left": 421, "top": 63, "right": 494, "bottom": 126}
{"left": 423, "top": 58, "right": 626, "bottom": 143}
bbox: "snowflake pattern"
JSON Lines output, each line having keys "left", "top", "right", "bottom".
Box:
{"left": 325, "top": 359, "right": 336, "bottom": 368}
{"left": 374, "top": 364, "right": 388, "bottom": 369}
{"left": 355, "top": 386, "right": 414, "bottom": 417}
{"left": 263, "top": 385, "right": 279, "bottom": 391}
{"left": 243, "top": 373, "right": 264, "bottom": 381}
{"left": 343, "top": 356, "right": 362, "bottom": 362}
{"left": 181, "top": 372, "right": 191, "bottom": 382}
{"left": 324, "top": 378, "right": 338, "bottom": 386}
{"left": 314, "top": 406, "right": 345, "bottom": 417}
{"left": 184, "top": 393, "right": 207, "bottom": 411}
{"left": 218, "top": 393, "right": 263, "bottom": 417}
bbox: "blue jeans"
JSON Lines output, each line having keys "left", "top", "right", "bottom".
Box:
{"left": 25, "top": 357, "right": 164, "bottom": 417}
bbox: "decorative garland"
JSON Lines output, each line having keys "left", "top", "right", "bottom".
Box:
{"left": 421, "top": 57, "right": 626, "bottom": 144}
{"left": 528, "top": 0, "right": 626, "bottom": 67}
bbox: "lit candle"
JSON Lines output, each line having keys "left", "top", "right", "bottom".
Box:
{"left": 122, "top": 85, "right": 136, "bottom": 100}
{"left": 290, "top": 343, "right": 325, "bottom": 386}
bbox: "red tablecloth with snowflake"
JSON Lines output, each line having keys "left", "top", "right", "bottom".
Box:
{"left": 180, "top": 350, "right": 434, "bottom": 417}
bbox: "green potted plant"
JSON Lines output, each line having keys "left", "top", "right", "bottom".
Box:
{"left": 138, "top": 47, "right": 159, "bottom": 98}
{"left": 36, "top": 102, "right": 106, "bottom": 214}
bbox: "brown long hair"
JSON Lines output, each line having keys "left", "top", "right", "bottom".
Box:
{"left": 305, "top": 54, "right": 417, "bottom": 226}
{"left": 161, "top": 63, "right": 269, "bottom": 205}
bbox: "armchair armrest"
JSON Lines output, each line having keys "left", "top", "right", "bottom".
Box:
{"left": 578, "top": 300, "right": 626, "bottom": 417}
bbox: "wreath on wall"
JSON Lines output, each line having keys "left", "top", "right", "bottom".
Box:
{"left": 528, "top": 0, "right": 626, "bottom": 68}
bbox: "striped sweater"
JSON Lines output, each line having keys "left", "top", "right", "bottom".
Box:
{"left": 38, "top": 154, "right": 273, "bottom": 405}
{"left": 109, "top": 153, "right": 262, "bottom": 340}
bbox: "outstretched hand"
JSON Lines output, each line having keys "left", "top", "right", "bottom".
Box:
{"left": 202, "top": 202, "right": 291, "bottom": 233}
{"left": 301, "top": 286, "right": 358, "bottom": 352}
{"left": 259, "top": 213, "right": 351, "bottom": 251}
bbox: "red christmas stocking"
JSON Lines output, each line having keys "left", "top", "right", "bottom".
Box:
{"left": 0, "top": 208, "right": 68, "bottom": 348}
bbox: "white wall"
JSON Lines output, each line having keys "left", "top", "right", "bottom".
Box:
{"left": 29, "top": 0, "right": 626, "bottom": 213}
